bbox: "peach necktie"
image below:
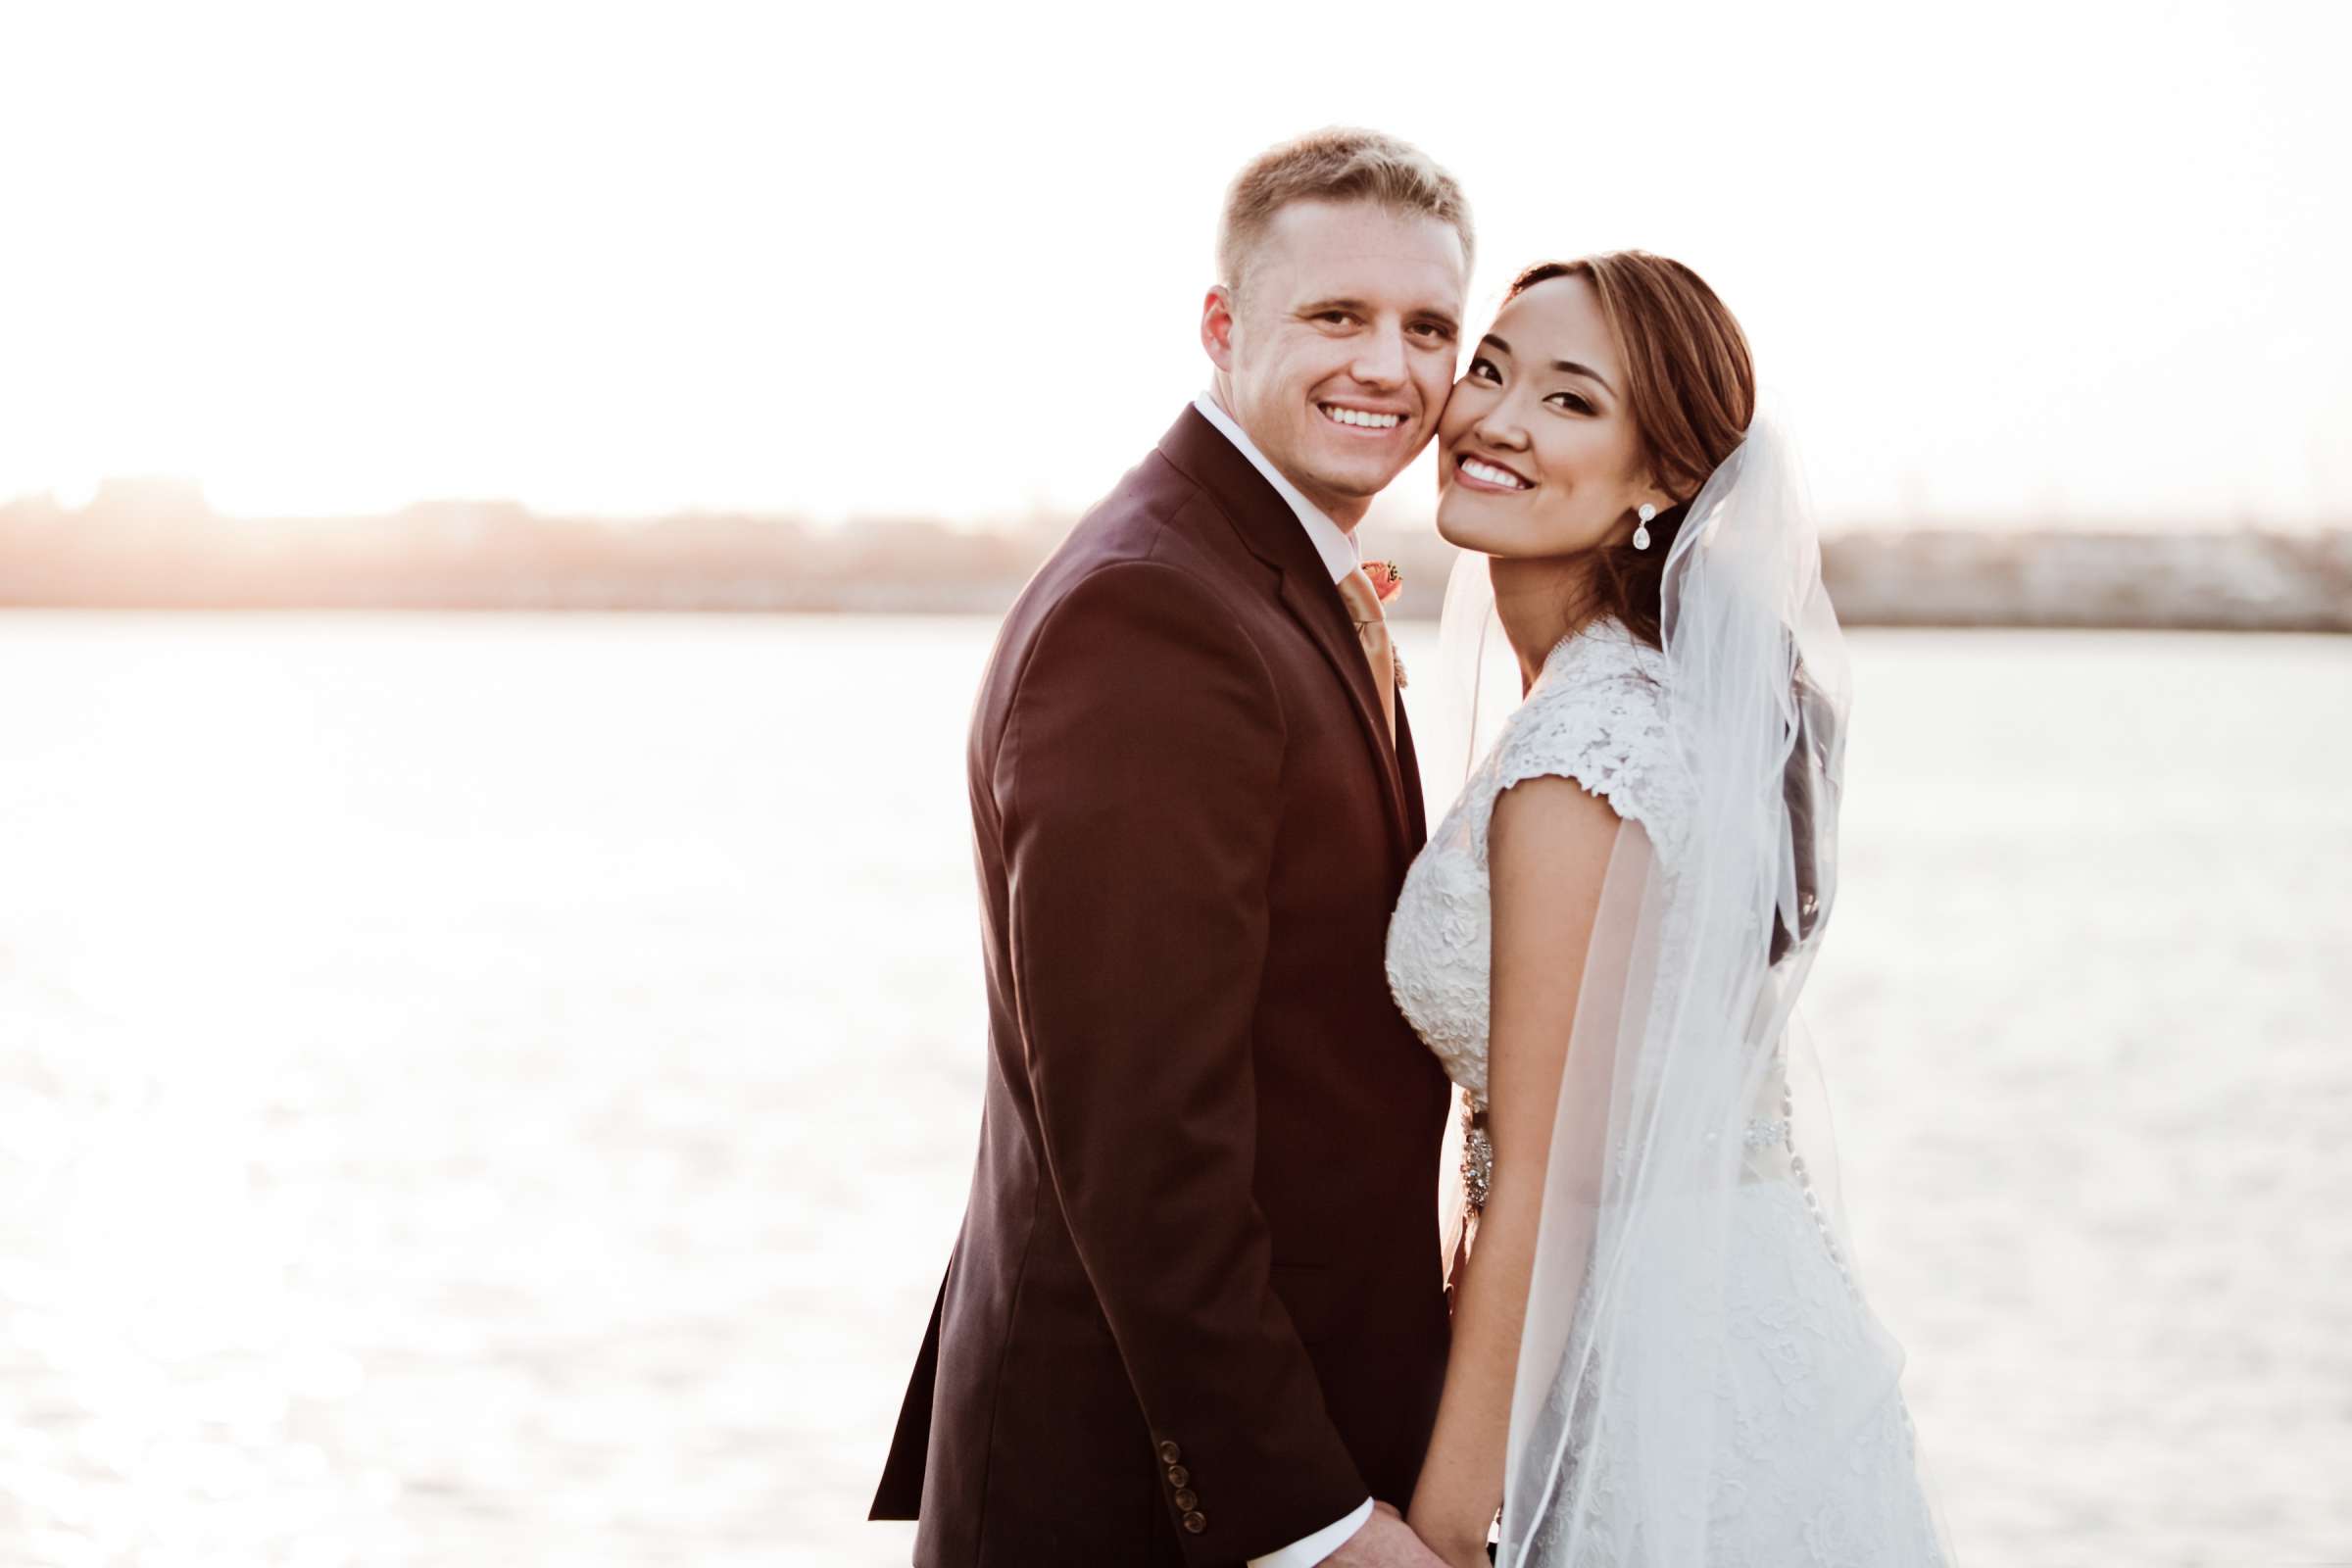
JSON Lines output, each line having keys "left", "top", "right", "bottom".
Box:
{"left": 1335, "top": 566, "right": 1396, "bottom": 742}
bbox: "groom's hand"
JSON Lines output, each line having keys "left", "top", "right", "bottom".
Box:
{"left": 1321, "top": 1501, "right": 1447, "bottom": 1567}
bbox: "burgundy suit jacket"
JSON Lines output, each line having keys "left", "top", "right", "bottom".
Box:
{"left": 870, "top": 407, "right": 1453, "bottom": 1566}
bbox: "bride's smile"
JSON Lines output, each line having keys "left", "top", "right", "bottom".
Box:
{"left": 1452, "top": 454, "right": 1534, "bottom": 492}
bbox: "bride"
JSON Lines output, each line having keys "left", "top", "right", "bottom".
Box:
{"left": 1385, "top": 253, "right": 1953, "bottom": 1566}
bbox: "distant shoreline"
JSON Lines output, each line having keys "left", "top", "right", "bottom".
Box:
{"left": 9, "top": 592, "right": 2342, "bottom": 634}
{"left": 6, "top": 484, "right": 2345, "bottom": 632}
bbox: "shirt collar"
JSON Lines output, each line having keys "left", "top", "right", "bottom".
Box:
{"left": 1193, "top": 390, "right": 1360, "bottom": 586}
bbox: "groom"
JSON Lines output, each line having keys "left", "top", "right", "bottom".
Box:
{"left": 872, "top": 128, "right": 1474, "bottom": 1567}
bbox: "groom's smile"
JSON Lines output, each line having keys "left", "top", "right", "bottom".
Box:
{"left": 1317, "top": 401, "right": 1408, "bottom": 432}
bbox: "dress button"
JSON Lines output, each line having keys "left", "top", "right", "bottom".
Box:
{"left": 1182, "top": 1511, "right": 1207, "bottom": 1534}
{"left": 1165, "top": 1465, "right": 1190, "bottom": 1489}
{"left": 1173, "top": 1488, "right": 1199, "bottom": 1512}
{"left": 1156, "top": 1440, "right": 1182, "bottom": 1465}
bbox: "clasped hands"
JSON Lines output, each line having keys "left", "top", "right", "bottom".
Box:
{"left": 1324, "top": 1500, "right": 1488, "bottom": 1568}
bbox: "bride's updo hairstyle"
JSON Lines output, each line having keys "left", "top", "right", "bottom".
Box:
{"left": 1508, "top": 252, "right": 1755, "bottom": 651}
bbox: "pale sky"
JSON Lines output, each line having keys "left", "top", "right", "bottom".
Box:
{"left": 3, "top": 0, "right": 2346, "bottom": 529}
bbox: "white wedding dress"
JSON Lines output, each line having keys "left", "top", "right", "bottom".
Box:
{"left": 1385, "top": 616, "right": 1949, "bottom": 1567}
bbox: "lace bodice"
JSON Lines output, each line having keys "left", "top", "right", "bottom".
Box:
{"left": 1384, "top": 619, "right": 1692, "bottom": 1111}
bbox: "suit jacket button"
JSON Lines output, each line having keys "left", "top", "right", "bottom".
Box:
{"left": 1165, "top": 1464, "right": 1190, "bottom": 1489}
{"left": 1173, "top": 1488, "right": 1199, "bottom": 1512}
{"left": 1182, "top": 1511, "right": 1207, "bottom": 1534}
{"left": 1157, "top": 1441, "right": 1183, "bottom": 1465}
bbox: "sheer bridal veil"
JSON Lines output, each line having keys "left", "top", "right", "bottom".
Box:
{"left": 1434, "top": 410, "right": 1940, "bottom": 1564}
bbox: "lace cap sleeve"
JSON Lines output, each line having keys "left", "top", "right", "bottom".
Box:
{"left": 1480, "top": 625, "right": 1693, "bottom": 867}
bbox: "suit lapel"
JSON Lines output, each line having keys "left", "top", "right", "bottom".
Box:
{"left": 1155, "top": 407, "right": 1411, "bottom": 858}
{"left": 1394, "top": 693, "right": 1427, "bottom": 849}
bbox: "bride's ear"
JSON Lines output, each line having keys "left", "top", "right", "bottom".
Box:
{"left": 1200, "top": 285, "right": 1238, "bottom": 371}
{"left": 1639, "top": 464, "right": 1683, "bottom": 516}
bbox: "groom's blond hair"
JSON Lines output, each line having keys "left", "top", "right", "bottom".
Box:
{"left": 1217, "top": 127, "right": 1474, "bottom": 302}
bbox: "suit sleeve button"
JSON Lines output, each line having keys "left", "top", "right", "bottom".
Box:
{"left": 1173, "top": 1488, "right": 1199, "bottom": 1511}
{"left": 1156, "top": 1441, "right": 1183, "bottom": 1465}
{"left": 1165, "top": 1465, "right": 1190, "bottom": 1489}
{"left": 1181, "top": 1511, "right": 1207, "bottom": 1534}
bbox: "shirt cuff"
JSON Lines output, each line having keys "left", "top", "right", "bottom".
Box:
{"left": 1249, "top": 1496, "right": 1375, "bottom": 1568}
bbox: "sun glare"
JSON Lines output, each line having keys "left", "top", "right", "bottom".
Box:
{"left": 0, "top": 1, "right": 2345, "bottom": 529}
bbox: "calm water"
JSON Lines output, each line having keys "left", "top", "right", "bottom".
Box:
{"left": 0, "top": 612, "right": 2345, "bottom": 1567}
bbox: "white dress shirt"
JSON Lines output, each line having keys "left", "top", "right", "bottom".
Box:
{"left": 1191, "top": 388, "right": 1378, "bottom": 1568}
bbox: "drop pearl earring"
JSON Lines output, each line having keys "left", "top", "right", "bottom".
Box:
{"left": 1634, "top": 503, "right": 1657, "bottom": 551}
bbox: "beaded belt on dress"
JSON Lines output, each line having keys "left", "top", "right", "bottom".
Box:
{"left": 1454, "top": 1094, "right": 1871, "bottom": 1319}
{"left": 1461, "top": 1102, "right": 1493, "bottom": 1210}
{"left": 1460, "top": 1109, "right": 1800, "bottom": 1214}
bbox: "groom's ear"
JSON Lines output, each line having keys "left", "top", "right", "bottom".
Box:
{"left": 1200, "top": 284, "right": 1239, "bottom": 372}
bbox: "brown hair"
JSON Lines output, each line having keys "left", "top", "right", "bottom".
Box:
{"left": 1217, "top": 127, "right": 1474, "bottom": 301}
{"left": 1508, "top": 252, "right": 1755, "bottom": 649}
